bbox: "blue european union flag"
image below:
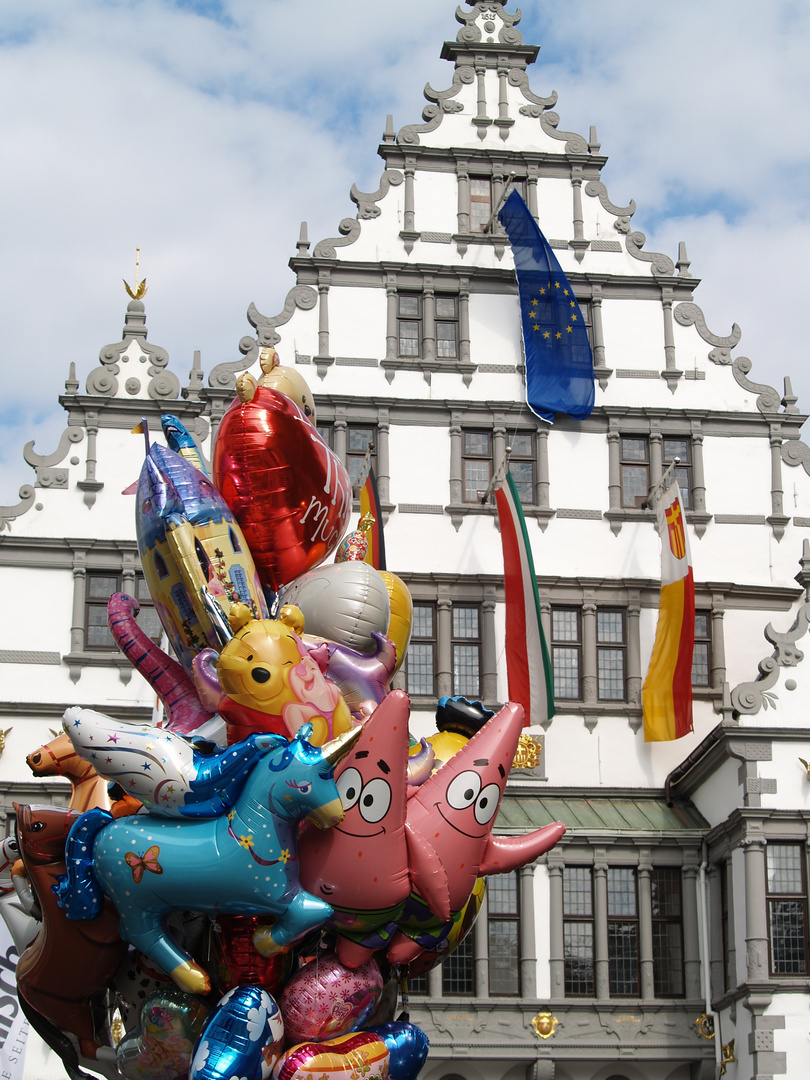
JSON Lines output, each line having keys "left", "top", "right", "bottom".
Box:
{"left": 498, "top": 189, "right": 595, "bottom": 423}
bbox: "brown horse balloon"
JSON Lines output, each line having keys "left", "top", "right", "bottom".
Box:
{"left": 14, "top": 803, "right": 127, "bottom": 1058}
{"left": 26, "top": 732, "right": 110, "bottom": 813}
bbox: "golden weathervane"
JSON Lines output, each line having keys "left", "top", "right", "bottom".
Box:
{"left": 124, "top": 246, "right": 148, "bottom": 300}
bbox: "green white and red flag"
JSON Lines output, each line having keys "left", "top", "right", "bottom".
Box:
{"left": 495, "top": 470, "right": 555, "bottom": 727}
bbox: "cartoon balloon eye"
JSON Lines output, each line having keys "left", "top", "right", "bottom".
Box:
{"left": 358, "top": 778, "right": 391, "bottom": 824}
{"left": 251, "top": 668, "right": 271, "bottom": 684}
{"left": 246, "top": 654, "right": 254, "bottom": 661}
{"left": 446, "top": 770, "right": 482, "bottom": 810}
{"left": 474, "top": 782, "right": 501, "bottom": 825}
{"left": 29, "top": 821, "right": 46, "bottom": 833}
{"left": 337, "top": 768, "right": 363, "bottom": 810}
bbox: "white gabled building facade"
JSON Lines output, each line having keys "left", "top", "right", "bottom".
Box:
{"left": 2, "top": 3, "right": 810, "bottom": 1079}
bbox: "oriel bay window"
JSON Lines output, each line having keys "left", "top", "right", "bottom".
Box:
{"left": 560, "top": 861, "right": 687, "bottom": 1000}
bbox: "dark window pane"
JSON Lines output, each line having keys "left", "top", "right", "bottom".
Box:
{"left": 87, "top": 575, "right": 118, "bottom": 600}
{"left": 87, "top": 607, "right": 114, "bottom": 649}
{"left": 694, "top": 612, "right": 710, "bottom": 638}
{"left": 768, "top": 844, "right": 803, "bottom": 893}
{"left": 608, "top": 923, "right": 639, "bottom": 995}
{"left": 398, "top": 295, "right": 420, "bottom": 317}
{"left": 621, "top": 464, "right": 649, "bottom": 508}
{"left": 651, "top": 868, "right": 682, "bottom": 916}
{"left": 564, "top": 922, "right": 594, "bottom": 995}
{"left": 510, "top": 460, "right": 534, "bottom": 504}
{"left": 463, "top": 432, "right": 490, "bottom": 457}
{"left": 436, "top": 322, "right": 458, "bottom": 358}
{"left": 443, "top": 934, "right": 474, "bottom": 994}
{"left": 608, "top": 869, "right": 637, "bottom": 916}
{"left": 564, "top": 867, "right": 593, "bottom": 917}
{"left": 553, "top": 647, "right": 580, "bottom": 699}
{"left": 652, "top": 923, "right": 684, "bottom": 995}
{"left": 407, "top": 643, "right": 434, "bottom": 695}
{"left": 597, "top": 648, "right": 625, "bottom": 700}
{"left": 489, "top": 921, "right": 519, "bottom": 994}
{"left": 622, "top": 438, "right": 648, "bottom": 462}
{"left": 488, "top": 874, "right": 518, "bottom": 915}
{"left": 770, "top": 900, "right": 807, "bottom": 974}
{"left": 510, "top": 433, "right": 533, "bottom": 457}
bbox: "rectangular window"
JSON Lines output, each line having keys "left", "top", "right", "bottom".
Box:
{"left": 620, "top": 437, "right": 649, "bottom": 509}
{"left": 488, "top": 873, "right": 520, "bottom": 995}
{"left": 721, "top": 859, "right": 731, "bottom": 992}
{"left": 608, "top": 868, "right": 639, "bottom": 996}
{"left": 508, "top": 432, "right": 535, "bottom": 505}
{"left": 597, "top": 609, "right": 626, "bottom": 701}
{"left": 663, "top": 437, "right": 692, "bottom": 510}
{"left": 406, "top": 603, "right": 436, "bottom": 697}
{"left": 563, "top": 866, "right": 594, "bottom": 995}
{"left": 767, "top": 843, "right": 809, "bottom": 975}
{"left": 651, "top": 867, "right": 684, "bottom": 997}
{"left": 316, "top": 422, "right": 333, "bottom": 448}
{"left": 452, "top": 605, "right": 481, "bottom": 698}
{"left": 692, "top": 611, "right": 711, "bottom": 687}
{"left": 462, "top": 431, "right": 492, "bottom": 503}
{"left": 398, "top": 294, "right": 421, "bottom": 357}
{"left": 347, "top": 426, "right": 376, "bottom": 491}
{"left": 406, "top": 971, "right": 428, "bottom": 996}
{"left": 435, "top": 295, "right": 458, "bottom": 359}
{"left": 551, "top": 608, "right": 581, "bottom": 700}
{"left": 86, "top": 573, "right": 159, "bottom": 650}
{"left": 442, "top": 933, "right": 475, "bottom": 995}
{"left": 470, "top": 177, "right": 493, "bottom": 233}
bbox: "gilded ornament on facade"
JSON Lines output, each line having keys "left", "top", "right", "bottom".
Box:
{"left": 513, "top": 733, "right": 542, "bottom": 770}
{"left": 531, "top": 1011, "right": 558, "bottom": 1039}
{"left": 720, "top": 1039, "right": 735, "bottom": 1076}
{"left": 695, "top": 1012, "right": 715, "bottom": 1040}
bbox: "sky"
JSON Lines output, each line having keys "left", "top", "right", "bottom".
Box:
{"left": 1, "top": 0, "right": 808, "bottom": 502}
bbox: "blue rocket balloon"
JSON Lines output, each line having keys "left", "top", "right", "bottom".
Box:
{"left": 190, "top": 986, "right": 284, "bottom": 1080}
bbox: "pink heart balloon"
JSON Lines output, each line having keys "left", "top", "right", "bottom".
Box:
{"left": 213, "top": 387, "right": 351, "bottom": 592}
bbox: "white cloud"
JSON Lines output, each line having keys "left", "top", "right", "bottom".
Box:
{"left": 0, "top": 0, "right": 807, "bottom": 498}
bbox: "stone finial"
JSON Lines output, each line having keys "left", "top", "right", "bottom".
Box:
{"left": 588, "top": 126, "right": 601, "bottom": 153}
{"left": 382, "top": 115, "right": 396, "bottom": 144}
{"left": 795, "top": 538, "right": 810, "bottom": 599}
{"left": 782, "top": 376, "right": 799, "bottom": 414}
{"left": 65, "top": 362, "right": 79, "bottom": 395}
{"left": 676, "top": 241, "right": 692, "bottom": 278}
{"left": 296, "top": 221, "right": 310, "bottom": 257}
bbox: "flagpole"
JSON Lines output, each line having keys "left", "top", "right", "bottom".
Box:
{"left": 483, "top": 171, "right": 518, "bottom": 234}
{"left": 644, "top": 457, "right": 681, "bottom": 510}
{"left": 353, "top": 442, "right": 376, "bottom": 496}
{"left": 480, "top": 446, "right": 513, "bottom": 504}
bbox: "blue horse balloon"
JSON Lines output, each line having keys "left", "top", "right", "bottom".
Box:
{"left": 56, "top": 723, "right": 360, "bottom": 995}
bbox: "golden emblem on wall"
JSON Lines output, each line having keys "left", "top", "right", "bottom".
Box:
{"left": 513, "top": 734, "right": 542, "bottom": 770}
{"left": 531, "top": 1011, "right": 558, "bottom": 1040}
{"left": 695, "top": 1012, "right": 715, "bottom": 1040}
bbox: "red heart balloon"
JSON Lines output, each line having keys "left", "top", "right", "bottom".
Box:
{"left": 213, "top": 386, "right": 351, "bottom": 592}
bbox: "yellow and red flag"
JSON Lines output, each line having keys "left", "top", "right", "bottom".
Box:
{"left": 642, "top": 479, "right": 694, "bottom": 741}
{"left": 358, "top": 464, "right": 386, "bottom": 572}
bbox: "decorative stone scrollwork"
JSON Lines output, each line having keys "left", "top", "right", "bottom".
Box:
{"left": 148, "top": 368, "right": 180, "bottom": 399}
{"left": 732, "top": 357, "right": 782, "bottom": 415}
{"left": 86, "top": 300, "right": 173, "bottom": 399}
{"left": 312, "top": 218, "right": 362, "bottom": 259}
{"left": 781, "top": 439, "right": 810, "bottom": 476}
{"left": 0, "top": 486, "right": 35, "bottom": 533}
{"left": 86, "top": 365, "right": 119, "bottom": 397}
{"left": 208, "top": 286, "right": 318, "bottom": 390}
{"left": 536, "top": 111, "right": 589, "bottom": 154}
{"left": 673, "top": 302, "right": 742, "bottom": 350}
{"left": 350, "top": 169, "right": 404, "bottom": 219}
{"left": 508, "top": 68, "right": 557, "bottom": 111}
{"left": 454, "top": 2, "right": 524, "bottom": 44}
{"left": 23, "top": 426, "right": 84, "bottom": 470}
{"left": 730, "top": 599, "right": 810, "bottom": 714}
{"left": 584, "top": 180, "right": 636, "bottom": 232}
{"left": 397, "top": 67, "right": 474, "bottom": 146}
{"left": 625, "top": 231, "right": 675, "bottom": 276}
